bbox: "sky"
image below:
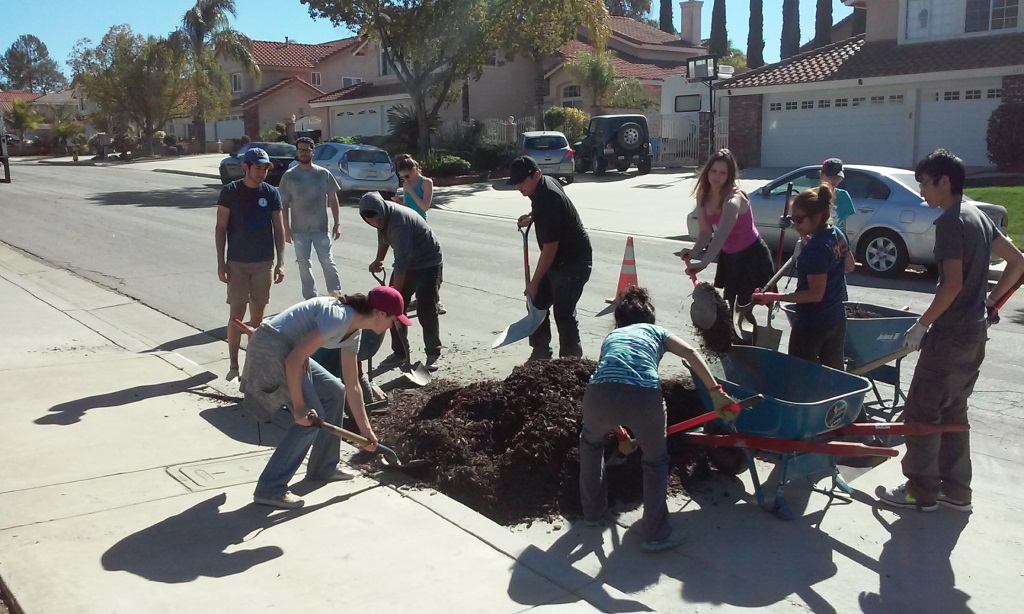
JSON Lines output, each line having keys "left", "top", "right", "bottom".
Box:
{"left": 0, "top": 0, "right": 855, "bottom": 78}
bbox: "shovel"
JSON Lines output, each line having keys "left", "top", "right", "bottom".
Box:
{"left": 734, "top": 239, "right": 804, "bottom": 349}
{"left": 393, "top": 321, "right": 431, "bottom": 386}
{"left": 309, "top": 416, "right": 430, "bottom": 476}
{"left": 492, "top": 222, "right": 548, "bottom": 349}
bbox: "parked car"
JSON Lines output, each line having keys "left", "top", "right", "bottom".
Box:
{"left": 287, "top": 142, "right": 399, "bottom": 197}
{"left": 1, "top": 133, "right": 20, "bottom": 144}
{"left": 517, "top": 131, "right": 574, "bottom": 184}
{"left": 219, "top": 142, "right": 297, "bottom": 186}
{"left": 685, "top": 164, "right": 1010, "bottom": 277}
{"left": 573, "top": 114, "right": 652, "bottom": 176}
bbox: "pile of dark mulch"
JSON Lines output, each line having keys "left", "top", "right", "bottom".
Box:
{"left": 361, "top": 358, "right": 720, "bottom": 526}
{"left": 846, "top": 305, "right": 884, "bottom": 319}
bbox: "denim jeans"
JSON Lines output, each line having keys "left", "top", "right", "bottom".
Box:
{"left": 293, "top": 231, "right": 342, "bottom": 300}
{"left": 390, "top": 264, "right": 442, "bottom": 356}
{"left": 579, "top": 382, "right": 670, "bottom": 542}
{"left": 253, "top": 359, "right": 346, "bottom": 498}
{"left": 530, "top": 262, "right": 591, "bottom": 357}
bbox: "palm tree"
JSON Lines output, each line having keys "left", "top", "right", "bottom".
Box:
{"left": 566, "top": 50, "right": 617, "bottom": 113}
{"left": 7, "top": 99, "right": 42, "bottom": 155}
{"left": 174, "top": 0, "right": 259, "bottom": 148}
{"left": 747, "top": 0, "right": 765, "bottom": 68}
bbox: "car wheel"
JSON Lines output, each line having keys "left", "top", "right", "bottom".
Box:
{"left": 617, "top": 122, "right": 643, "bottom": 150}
{"left": 574, "top": 153, "right": 586, "bottom": 174}
{"left": 858, "top": 229, "right": 909, "bottom": 277}
{"left": 562, "top": 175, "right": 574, "bottom": 185}
{"left": 637, "top": 158, "right": 652, "bottom": 175}
{"left": 219, "top": 167, "right": 231, "bottom": 185}
{"left": 592, "top": 153, "right": 607, "bottom": 177}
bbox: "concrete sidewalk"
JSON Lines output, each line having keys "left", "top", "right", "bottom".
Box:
{"left": 0, "top": 242, "right": 646, "bottom": 613}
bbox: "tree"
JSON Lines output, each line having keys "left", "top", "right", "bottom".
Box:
{"left": 709, "top": 0, "right": 728, "bottom": 57}
{"left": 605, "top": 0, "right": 650, "bottom": 18}
{"left": 173, "top": 0, "right": 259, "bottom": 148}
{"left": 747, "top": 0, "right": 765, "bottom": 68}
{"left": 720, "top": 41, "right": 747, "bottom": 69}
{"left": 490, "top": 0, "right": 610, "bottom": 129}
{"left": 6, "top": 99, "right": 42, "bottom": 155}
{"left": 71, "top": 26, "right": 192, "bottom": 156}
{"left": 781, "top": 0, "right": 801, "bottom": 60}
{"left": 566, "top": 50, "right": 655, "bottom": 112}
{"left": 813, "top": 0, "right": 833, "bottom": 49}
{"left": 0, "top": 35, "right": 68, "bottom": 94}
{"left": 659, "top": 0, "right": 674, "bottom": 33}
{"left": 304, "top": 0, "right": 497, "bottom": 156}
{"left": 47, "top": 106, "right": 85, "bottom": 155}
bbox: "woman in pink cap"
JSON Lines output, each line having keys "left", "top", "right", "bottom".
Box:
{"left": 242, "top": 286, "right": 411, "bottom": 508}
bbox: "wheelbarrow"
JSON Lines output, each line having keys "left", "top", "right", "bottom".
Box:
{"left": 682, "top": 346, "right": 967, "bottom": 520}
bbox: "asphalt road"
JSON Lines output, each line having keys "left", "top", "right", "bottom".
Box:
{"left": 2, "top": 161, "right": 1022, "bottom": 463}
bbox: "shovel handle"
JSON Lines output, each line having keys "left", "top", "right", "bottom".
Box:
{"left": 231, "top": 318, "right": 255, "bottom": 337}
{"left": 310, "top": 416, "right": 371, "bottom": 446}
{"left": 521, "top": 222, "right": 533, "bottom": 287}
{"left": 776, "top": 182, "right": 793, "bottom": 271}
{"left": 682, "top": 255, "right": 698, "bottom": 287}
{"left": 666, "top": 394, "right": 764, "bottom": 435}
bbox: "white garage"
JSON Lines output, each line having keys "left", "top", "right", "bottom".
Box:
{"left": 916, "top": 82, "right": 1003, "bottom": 167}
{"left": 331, "top": 103, "right": 388, "bottom": 138}
{"left": 760, "top": 90, "right": 911, "bottom": 168}
{"left": 205, "top": 115, "right": 245, "bottom": 142}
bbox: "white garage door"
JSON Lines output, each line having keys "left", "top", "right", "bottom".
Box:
{"left": 332, "top": 105, "right": 384, "bottom": 138}
{"left": 204, "top": 116, "right": 244, "bottom": 141}
{"left": 917, "top": 84, "right": 1003, "bottom": 167}
{"left": 761, "top": 92, "right": 910, "bottom": 168}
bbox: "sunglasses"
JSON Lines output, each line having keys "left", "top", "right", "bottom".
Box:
{"left": 790, "top": 213, "right": 810, "bottom": 224}
{"left": 296, "top": 148, "right": 313, "bottom": 154}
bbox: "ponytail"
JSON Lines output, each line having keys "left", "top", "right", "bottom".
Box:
{"left": 792, "top": 183, "right": 835, "bottom": 230}
{"left": 330, "top": 292, "right": 374, "bottom": 315}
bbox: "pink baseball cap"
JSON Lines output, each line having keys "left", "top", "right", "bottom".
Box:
{"left": 368, "top": 286, "right": 413, "bottom": 326}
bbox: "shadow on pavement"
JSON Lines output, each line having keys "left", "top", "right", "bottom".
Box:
{"left": 101, "top": 489, "right": 376, "bottom": 583}
{"left": 87, "top": 186, "right": 219, "bottom": 209}
{"left": 142, "top": 327, "right": 226, "bottom": 353}
{"left": 36, "top": 372, "right": 218, "bottom": 425}
{"left": 432, "top": 182, "right": 496, "bottom": 205}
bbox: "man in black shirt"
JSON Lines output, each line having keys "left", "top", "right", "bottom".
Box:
{"left": 509, "top": 156, "right": 592, "bottom": 360}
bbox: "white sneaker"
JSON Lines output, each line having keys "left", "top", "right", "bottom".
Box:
{"left": 326, "top": 466, "right": 359, "bottom": 481}
{"left": 253, "top": 491, "right": 303, "bottom": 509}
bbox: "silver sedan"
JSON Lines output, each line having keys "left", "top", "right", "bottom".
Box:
{"left": 687, "top": 164, "right": 1010, "bottom": 277}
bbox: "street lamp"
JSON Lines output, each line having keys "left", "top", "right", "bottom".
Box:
{"left": 685, "top": 54, "right": 721, "bottom": 159}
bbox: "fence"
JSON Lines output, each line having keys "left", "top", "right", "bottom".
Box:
{"left": 439, "top": 116, "right": 538, "bottom": 147}
{"left": 647, "top": 114, "right": 700, "bottom": 168}
{"left": 715, "top": 116, "right": 729, "bottom": 153}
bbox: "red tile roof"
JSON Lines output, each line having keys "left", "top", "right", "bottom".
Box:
{"left": 554, "top": 40, "right": 688, "bottom": 82}
{"left": 609, "top": 16, "right": 683, "bottom": 45}
{"left": 726, "top": 32, "right": 1024, "bottom": 89}
{"left": 1, "top": 89, "right": 42, "bottom": 114}
{"left": 231, "top": 77, "right": 324, "bottom": 109}
{"left": 250, "top": 37, "right": 360, "bottom": 69}
{"left": 309, "top": 81, "right": 408, "bottom": 104}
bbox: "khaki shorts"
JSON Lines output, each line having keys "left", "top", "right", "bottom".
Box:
{"left": 226, "top": 260, "right": 273, "bottom": 306}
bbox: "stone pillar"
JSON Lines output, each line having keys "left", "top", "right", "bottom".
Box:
{"left": 243, "top": 108, "right": 259, "bottom": 140}
{"left": 285, "top": 119, "right": 296, "bottom": 143}
{"left": 726, "top": 94, "right": 763, "bottom": 169}
{"left": 1001, "top": 75, "right": 1024, "bottom": 103}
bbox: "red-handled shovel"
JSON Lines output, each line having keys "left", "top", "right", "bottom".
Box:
{"left": 667, "top": 393, "right": 764, "bottom": 436}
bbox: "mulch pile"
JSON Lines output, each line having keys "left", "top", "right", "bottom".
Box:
{"left": 846, "top": 305, "right": 884, "bottom": 319}
{"left": 360, "top": 358, "right": 728, "bottom": 526}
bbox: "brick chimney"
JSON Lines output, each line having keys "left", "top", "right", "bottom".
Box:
{"left": 679, "top": 1, "right": 703, "bottom": 46}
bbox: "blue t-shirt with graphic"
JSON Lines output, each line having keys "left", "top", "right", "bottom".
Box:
{"left": 793, "top": 226, "right": 849, "bottom": 326}
{"left": 590, "top": 324, "right": 672, "bottom": 389}
{"left": 219, "top": 180, "right": 282, "bottom": 263}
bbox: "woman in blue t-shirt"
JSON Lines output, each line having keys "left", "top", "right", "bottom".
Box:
{"left": 578, "top": 286, "right": 738, "bottom": 552}
{"left": 751, "top": 185, "right": 856, "bottom": 369}
{"left": 241, "top": 286, "right": 409, "bottom": 509}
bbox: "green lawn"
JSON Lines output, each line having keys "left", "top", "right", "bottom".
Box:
{"left": 965, "top": 186, "right": 1024, "bottom": 245}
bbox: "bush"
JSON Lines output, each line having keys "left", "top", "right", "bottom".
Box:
{"left": 470, "top": 141, "right": 518, "bottom": 173}
{"left": 543, "top": 107, "right": 567, "bottom": 131}
{"left": 987, "top": 102, "right": 1024, "bottom": 172}
{"left": 111, "top": 133, "right": 138, "bottom": 157}
{"left": 420, "top": 153, "right": 471, "bottom": 177}
{"left": 151, "top": 130, "right": 166, "bottom": 148}
{"left": 543, "top": 106, "right": 589, "bottom": 141}
{"left": 163, "top": 133, "right": 178, "bottom": 147}
{"left": 330, "top": 136, "right": 360, "bottom": 144}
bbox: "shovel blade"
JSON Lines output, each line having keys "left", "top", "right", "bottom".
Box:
{"left": 492, "top": 298, "right": 547, "bottom": 349}
{"left": 751, "top": 305, "right": 783, "bottom": 351}
{"left": 400, "top": 361, "right": 432, "bottom": 387}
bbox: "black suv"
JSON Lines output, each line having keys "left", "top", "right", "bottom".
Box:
{"left": 573, "top": 114, "right": 652, "bottom": 176}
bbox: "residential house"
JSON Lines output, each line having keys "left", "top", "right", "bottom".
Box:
{"left": 721, "top": 0, "right": 1024, "bottom": 169}
{"left": 0, "top": 89, "right": 42, "bottom": 120}
{"left": 30, "top": 86, "right": 100, "bottom": 136}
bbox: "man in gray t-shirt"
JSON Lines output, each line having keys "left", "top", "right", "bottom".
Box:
{"left": 278, "top": 137, "right": 343, "bottom": 299}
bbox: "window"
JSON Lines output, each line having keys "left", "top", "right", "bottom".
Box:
{"left": 769, "top": 102, "right": 782, "bottom": 111}
{"left": 870, "top": 96, "right": 885, "bottom": 104}
{"left": 769, "top": 170, "right": 820, "bottom": 197}
{"left": 943, "top": 90, "right": 960, "bottom": 100}
{"left": 801, "top": 100, "right": 813, "bottom": 109}
{"left": 79, "top": 96, "right": 86, "bottom": 112}
{"left": 485, "top": 49, "right": 502, "bottom": 67}
{"left": 562, "top": 84, "right": 583, "bottom": 109}
{"left": 310, "top": 72, "right": 321, "bottom": 86}
{"left": 675, "top": 94, "right": 702, "bottom": 112}
{"left": 966, "top": 0, "right": 1019, "bottom": 32}
{"left": 524, "top": 135, "right": 569, "bottom": 150}
{"left": 966, "top": 89, "right": 982, "bottom": 99}
{"left": 347, "top": 149, "right": 391, "bottom": 164}
{"left": 231, "top": 73, "right": 242, "bottom": 93}
{"left": 818, "top": 99, "right": 831, "bottom": 108}
{"left": 785, "top": 101, "right": 797, "bottom": 110}
{"left": 988, "top": 88, "right": 1003, "bottom": 98}
{"left": 342, "top": 77, "right": 363, "bottom": 88}
{"left": 379, "top": 48, "right": 392, "bottom": 76}
{"left": 314, "top": 144, "right": 338, "bottom": 161}
{"left": 839, "top": 171, "right": 892, "bottom": 201}
{"left": 852, "top": 97, "right": 866, "bottom": 106}
{"left": 890, "top": 94, "right": 904, "bottom": 104}
{"left": 835, "top": 98, "right": 848, "bottom": 107}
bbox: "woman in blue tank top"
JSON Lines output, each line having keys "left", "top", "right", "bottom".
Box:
{"left": 391, "top": 154, "right": 433, "bottom": 219}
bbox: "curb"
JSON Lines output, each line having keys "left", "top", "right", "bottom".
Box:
{"left": 152, "top": 168, "right": 221, "bottom": 181}
{"left": 36, "top": 160, "right": 101, "bottom": 167}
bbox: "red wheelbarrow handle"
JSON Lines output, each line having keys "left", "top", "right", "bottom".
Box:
{"left": 832, "top": 422, "right": 969, "bottom": 436}
{"left": 666, "top": 394, "right": 764, "bottom": 436}
{"left": 680, "top": 432, "right": 900, "bottom": 457}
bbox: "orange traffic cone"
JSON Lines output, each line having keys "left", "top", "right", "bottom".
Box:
{"left": 605, "top": 236, "right": 639, "bottom": 304}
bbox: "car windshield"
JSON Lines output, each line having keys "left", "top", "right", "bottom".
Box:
{"left": 525, "top": 135, "right": 568, "bottom": 150}
{"left": 346, "top": 149, "right": 390, "bottom": 164}
{"left": 257, "top": 143, "right": 297, "bottom": 157}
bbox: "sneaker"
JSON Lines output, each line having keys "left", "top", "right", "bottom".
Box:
{"left": 408, "top": 297, "right": 418, "bottom": 311}
{"left": 253, "top": 491, "right": 303, "bottom": 509}
{"left": 937, "top": 493, "right": 973, "bottom": 512}
{"left": 426, "top": 354, "right": 441, "bottom": 372}
{"left": 583, "top": 511, "right": 619, "bottom": 527}
{"left": 226, "top": 367, "right": 240, "bottom": 381}
{"left": 437, "top": 303, "right": 447, "bottom": 315}
{"left": 641, "top": 530, "right": 686, "bottom": 552}
{"left": 378, "top": 352, "right": 405, "bottom": 367}
{"left": 326, "top": 466, "right": 359, "bottom": 481}
{"left": 875, "top": 484, "right": 938, "bottom": 512}
{"left": 527, "top": 349, "right": 553, "bottom": 362}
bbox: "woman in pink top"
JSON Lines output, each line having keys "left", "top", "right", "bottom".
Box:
{"left": 681, "top": 149, "right": 774, "bottom": 313}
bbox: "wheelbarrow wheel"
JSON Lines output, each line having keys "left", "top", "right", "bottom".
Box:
{"left": 704, "top": 423, "right": 748, "bottom": 475}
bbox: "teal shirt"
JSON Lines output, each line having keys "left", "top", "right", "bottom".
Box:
{"left": 590, "top": 324, "right": 672, "bottom": 389}
{"left": 403, "top": 176, "right": 428, "bottom": 219}
{"left": 834, "top": 188, "right": 856, "bottom": 233}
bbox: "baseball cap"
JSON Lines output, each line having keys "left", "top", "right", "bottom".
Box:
{"left": 821, "top": 158, "right": 844, "bottom": 178}
{"left": 507, "top": 156, "right": 540, "bottom": 185}
{"left": 368, "top": 286, "right": 413, "bottom": 327}
{"left": 242, "top": 147, "right": 271, "bottom": 165}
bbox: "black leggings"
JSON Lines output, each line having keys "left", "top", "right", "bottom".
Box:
{"left": 789, "top": 319, "right": 846, "bottom": 370}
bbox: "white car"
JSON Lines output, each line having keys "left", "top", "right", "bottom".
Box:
{"left": 686, "top": 164, "right": 1010, "bottom": 277}
{"left": 289, "top": 142, "right": 399, "bottom": 197}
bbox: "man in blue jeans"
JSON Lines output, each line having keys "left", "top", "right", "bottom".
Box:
{"left": 278, "top": 136, "right": 343, "bottom": 299}
{"left": 509, "top": 156, "right": 593, "bottom": 360}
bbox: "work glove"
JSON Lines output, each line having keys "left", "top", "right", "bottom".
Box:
{"left": 709, "top": 385, "right": 741, "bottom": 423}
{"left": 986, "top": 298, "right": 1000, "bottom": 327}
{"left": 778, "top": 215, "right": 793, "bottom": 229}
{"left": 612, "top": 426, "right": 638, "bottom": 455}
{"left": 903, "top": 320, "right": 928, "bottom": 351}
{"left": 750, "top": 290, "right": 783, "bottom": 305}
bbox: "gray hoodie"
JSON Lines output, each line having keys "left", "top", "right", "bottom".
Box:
{"left": 359, "top": 191, "right": 442, "bottom": 273}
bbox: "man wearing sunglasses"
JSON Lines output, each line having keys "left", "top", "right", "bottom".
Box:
{"left": 278, "top": 137, "right": 344, "bottom": 300}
